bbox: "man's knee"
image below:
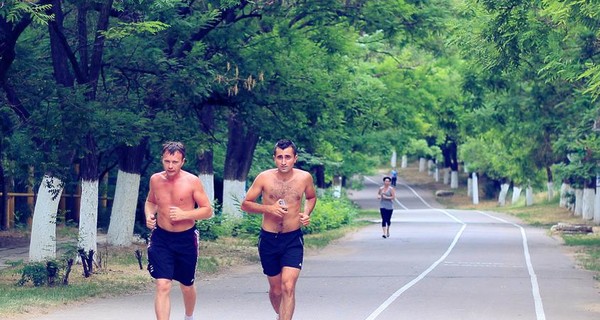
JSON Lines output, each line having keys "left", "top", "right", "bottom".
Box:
{"left": 180, "top": 283, "right": 196, "bottom": 294}
{"left": 156, "top": 279, "right": 172, "bottom": 295}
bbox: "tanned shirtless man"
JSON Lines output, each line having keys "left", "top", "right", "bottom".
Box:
{"left": 145, "top": 141, "right": 213, "bottom": 320}
{"left": 241, "top": 139, "right": 317, "bottom": 320}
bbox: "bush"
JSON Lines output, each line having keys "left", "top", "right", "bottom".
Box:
{"left": 195, "top": 193, "right": 358, "bottom": 239}
{"left": 17, "top": 260, "right": 61, "bottom": 287}
{"left": 303, "top": 193, "right": 358, "bottom": 234}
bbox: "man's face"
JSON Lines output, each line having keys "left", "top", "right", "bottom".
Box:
{"left": 273, "top": 147, "right": 297, "bottom": 173}
{"left": 162, "top": 151, "right": 185, "bottom": 177}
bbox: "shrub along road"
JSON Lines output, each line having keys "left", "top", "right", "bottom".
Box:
{"left": 34, "top": 175, "right": 600, "bottom": 320}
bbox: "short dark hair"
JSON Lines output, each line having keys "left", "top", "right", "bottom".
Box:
{"left": 273, "top": 139, "right": 297, "bottom": 155}
{"left": 383, "top": 176, "right": 391, "bottom": 182}
{"left": 162, "top": 141, "right": 185, "bottom": 159}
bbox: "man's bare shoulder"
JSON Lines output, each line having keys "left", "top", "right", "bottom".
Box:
{"left": 150, "top": 171, "right": 166, "bottom": 181}
{"left": 293, "top": 168, "right": 313, "bottom": 180}
{"left": 255, "top": 168, "right": 278, "bottom": 180}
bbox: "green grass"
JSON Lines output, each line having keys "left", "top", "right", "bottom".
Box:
{"left": 0, "top": 255, "right": 152, "bottom": 319}
{"left": 563, "top": 234, "right": 600, "bottom": 276}
{"left": 304, "top": 218, "right": 371, "bottom": 248}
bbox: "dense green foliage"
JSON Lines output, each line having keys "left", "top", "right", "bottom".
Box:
{"left": 3, "top": 0, "right": 600, "bottom": 229}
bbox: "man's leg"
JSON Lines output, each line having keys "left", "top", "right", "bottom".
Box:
{"left": 267, "top": 273, "right": 283, "bottom": 317}
{"left": 279, "top": 267, "right": 301, "bottom": 320}
{"left": 180, "top": 283, "right": 197, "bottom": 318}
{"left": 155, "top": 279, "right": 172, "bottom": 320}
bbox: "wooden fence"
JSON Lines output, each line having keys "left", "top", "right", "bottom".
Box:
{"left": 0, "top": 192, "right": 111, "bottom": 230}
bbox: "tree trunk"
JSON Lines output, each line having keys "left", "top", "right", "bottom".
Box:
{"left": 197, "top": 150, "right": 215, "bottom": 204}
{"left": 29, "top": 175, "right": 64, "bottom": 261}
{"left": 471, "top": 172, "right": 479, "bottom": 205}
{"left": 222, "top": 113, "right": 259, "bottom": 218}
{"left": 443, "top": 168, "right": 450, "bottom": 185}
{"left": 79, "top": 180, "right": 98, "bottom": 252}
{"left": 467, "top": 176, "right": 472, "bottom": 196}
{"left": 547, "top": 182, "right": 554, "bottom": 201}
{"left": 427, "top": 159, "right": 434, "bottom": 176}
{"left": 559, "top": 181, "right": 570, "bottom": 208}
{"left": 1, "top": 16, "right": 32, "bottom": 121}
{"left": 0, "top": 162, "right": 6, "bottom": 230}
{"left": 313, "top": 164, "right": 326, "bottom": 189}
{"left": 546, "top": 167, "right": 554, "bottom": 200}
{"left": 574, "top": 188, "right": 583, "bottom": 217}
{"left": 450, "top": 170, "right": 458, "bottom": 189}
{"left": 78, "top": 134, "right": 99, "bottom": 253}
{"left": 107, "top": 170, "right": 140, "bottom": 245}
{"left": 401, "top": 155, "right": 407, "bottom": 168}
{"left": 526, "top": 185, "right": 533, "bottom": 206}
{"left": 107, "top": 141, "right": 146, "bottom": 246}
{"left": 511, "top": 186, "right": 522, "bottom": 205}
{"left": 418, "top": 158, "right": 426, "bottom": 172}
{"left": 498, "top": 183, "right": 510, "bottom": 206}
{"left": 48, "top": 0, "right": 75, "bottom": 87}
{"left": 582, "top": 179, "right": 595, "bottom": 220}
{"left": 594, "top": 175, "right": 600, "bottom": 224}
{"left": 195, "top": 104, "right": 216, "bottom": 204}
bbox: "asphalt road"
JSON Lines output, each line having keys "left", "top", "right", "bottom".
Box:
{"left": 32, "top": 175, "right": 600, "bottom": 320}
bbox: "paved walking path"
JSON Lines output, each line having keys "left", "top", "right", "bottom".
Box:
{"left": 3, "top": 174, "right": 600, "bottom": 320}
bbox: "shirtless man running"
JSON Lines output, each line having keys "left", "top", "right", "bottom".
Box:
{"left": 241, "top": 139, "right": 317, "bottom": 320}
{"left": 145, "top": 141, "right": 213, "bottom": 320}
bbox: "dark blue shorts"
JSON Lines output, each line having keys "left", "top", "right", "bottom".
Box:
{"left": 147, "top": 226, "right": 199, "bottom": 286}
{"left": 258, "top": 228, "right": 304, "bottom": 277}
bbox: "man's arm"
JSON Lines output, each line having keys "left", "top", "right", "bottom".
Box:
{"left": 299, "top": 174, "right": 317, "bottom": 226}
{"left": 169, "top": 177, "right": 213, "bottom": 222}
{"left": 241, "top": 174, "right": 285, "bottom": 218}
{"left": 145, "top": 177, "right": 158, "bottom": 229}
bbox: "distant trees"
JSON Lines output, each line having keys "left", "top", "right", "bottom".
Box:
{"left": 2, "top": 0, "right": 450, "bottom": 259}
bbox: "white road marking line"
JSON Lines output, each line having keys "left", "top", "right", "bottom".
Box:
{"left": 363, "top": 184, "right": 547, "bottom": 320}
{"left": 398, "top": 181, "right": 433, "bottom": 209}
{"left": 364, "top": 209, "right": 466, "bottom": 320}
{"left": 477, "top": 211, "right": 546, "bottom": 320}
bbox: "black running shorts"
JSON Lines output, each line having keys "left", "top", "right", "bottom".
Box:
{"left": 258, "top": 228, "right": 304, "bottom": 277}
{"left": 147, "top": 226, "right": 199, "bottom": 286}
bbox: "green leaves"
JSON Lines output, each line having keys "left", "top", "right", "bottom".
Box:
{"left": 102, "top": 21, "right": 170, "bottom": 40}
{"left": 1, "top": 1, "right": 53, "bottom": 25}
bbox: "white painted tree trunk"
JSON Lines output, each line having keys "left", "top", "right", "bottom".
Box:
{"left": 418, "top": 158, "right": 426, "bottom": 172}
{"left": 434, "top": 167, "right": 439, "bottom": 182}
{"left": 443, "top": 168, "right": 450, "bottom": 185}
{"left": 472, "top": 172, "right": 479, "bottom": 205}
{"left": 498, "top": 183, "right": 510, "bottom": 206}
{"left": 223, "top": 179, "right": 246, "bottom": 218}
{"left": 467, "top": 177, "right": 472, "bottom": 196}
{"left": 427, "top": 160, "right": 434, "bottom": 176}
{"left": 450, "top": 171, "right": 459, "bottom": 189}
{"left": 558, "top": 182, "right": 569, "bottom": 208}
{"left": 594, "top": 176, "right": 600, "bottom": 224}
{"left": 78, "top": 179, "right": 98, "bottom": 253}
{"left": 198, "top": 173, "right": 215, "bottom": 205}
{"left": 582, "top": 187, "right": 595, "bottom": 220}
{"left": 559, "top": 182, "right": 569, "bottom": 208}
{"left": 546, "top": 182, "right": 554, "bottom": 201}
{"left": 107, "top": 170, "right": 141, "bottom": 246}
{"left": 391, "top": 151, "right": 397, "bottom": 168}
{"left": 511, "top": 186, "right": 522, "bottom": 205}
{"left": 401, "top": 155, "right": 407, "bottom": 168}
{"left": 574, "top": 188, "right": 583, "bottom": 217}
{"left": 525, "top": 186, "right": 534, "bottom": 206}
{"left": 29, "top": 175, "right": 63, "bottom": 262}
